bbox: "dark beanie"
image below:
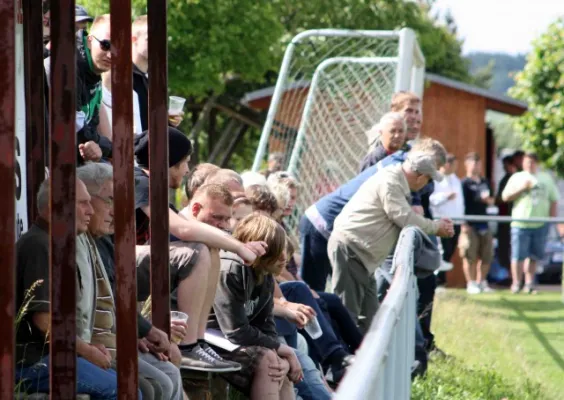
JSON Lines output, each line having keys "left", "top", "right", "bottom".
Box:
{"left": 134, "top": 127, "right": 193, "bottom": 168}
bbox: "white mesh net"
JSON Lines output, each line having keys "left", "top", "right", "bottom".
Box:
{"left": 284, "top": 57, "right": 398, "bottom": 234}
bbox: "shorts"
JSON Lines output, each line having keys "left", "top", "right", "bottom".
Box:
{"left": 136, "top": 241, "right": 205, "bottom": 302}
{"left": 458, "top": 228, "right": 493, "bottom": 264}
{"left": 211, "top": 345, "right": 268, "bottom": 395}
{"left": 511, "top": 225, "right": 548, "bottom": 262}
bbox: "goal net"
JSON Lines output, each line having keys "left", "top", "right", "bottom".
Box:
{"left": 251, "top": 29, "right": 425, "bottom": 235}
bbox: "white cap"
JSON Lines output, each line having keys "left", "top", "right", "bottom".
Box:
{"left": 405, "top": 152, "right": 444, "bottom": 182}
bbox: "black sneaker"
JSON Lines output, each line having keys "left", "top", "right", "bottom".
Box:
{"left": 200, "top": 342, "right": 242, "bottom": 370}
{"left": 180, "top": 345, "right": 241, "bottom": 372}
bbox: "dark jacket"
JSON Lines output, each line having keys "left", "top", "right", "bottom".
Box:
{"left": 44, "top": 30, "right": 112, "bottom": 164}
{"left": 133, "top": 63, "right": 149, "bottom": 132}
{"left": 358, "top": 142, "right": 389, "bottom": 173}
{"left": 209, "top": 251, "right": 280, "bottom": 350}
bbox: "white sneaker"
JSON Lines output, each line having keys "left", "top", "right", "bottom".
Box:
{"left": 466, "top": 281, "right": 481, "bottom": 294}
{"left": 480, "top": 281, "right": 494, "bottom": 293}
{"left": 437, "top": 260, "right": 454, "bottom": 272}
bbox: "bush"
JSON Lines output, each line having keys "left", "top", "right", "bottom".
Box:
{"left": 412, "top": 358, "right": 544, "bottom": 400}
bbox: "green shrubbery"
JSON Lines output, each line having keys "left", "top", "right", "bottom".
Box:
{"left": 412, "top": 358, "right": 544, "bottom": 400}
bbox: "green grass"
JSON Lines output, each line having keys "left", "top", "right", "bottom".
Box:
{"left": 413, "top": 289, "right": 564, "bottom": 400}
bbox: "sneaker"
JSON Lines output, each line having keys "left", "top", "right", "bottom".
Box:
{"left": 437, "top": 260, "right": 454, "bottom": 272}
{"left": 480, "top": 281, "right": 495, "bottom": 293}
{"left": 524, "top": 284, "right": 538, "bottom": 295}
{"left": 511, "top": 284, "right": 521, "bottom": 294}
{"left": 200, "top": 342, "right": 242, "bottom": 369}
{"left": 466, "top": 281, "right": 481, "bottom": 295}
{"left": 180, "top": 345, "right": 241, "bottom": 372}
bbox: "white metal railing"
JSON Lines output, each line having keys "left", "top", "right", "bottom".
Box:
{"left": 335, "top": 226, "right": 419, "bottom": 400}
{"left": 440, "top": 215, "right": 564, "bottom": 224}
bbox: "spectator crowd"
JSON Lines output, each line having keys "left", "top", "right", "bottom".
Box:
{"left": 15, "top": 4, "right": 559, "bottom": 399}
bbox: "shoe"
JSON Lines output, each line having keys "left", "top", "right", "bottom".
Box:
{"left": 480, "top": 281, "right": 495, "bottom": 293}
{"left": 466, "top": 281, "right": 481, "bottom": 295}
{"left": 200, "top": 342, "right": 242, "bottom": 369}
{"left": 180, "top": 345, "right": 241, "bottom": 372}
{"left": 411, "top": 360, "right": 426, "bottom": 380}
{"left": 429, "top": 346, "right": 448, "bottom": 360}
{"left": 437, "top": 260, "right": 454, "bottom": 272}
{"left": 342, "top": 354, "right": 355, "bottom": 367}
{"left": 511, "top": 284, "right": 521, "bottom": 294}
{"left": 524, "top": 284, "right": 538, "bottom": 295}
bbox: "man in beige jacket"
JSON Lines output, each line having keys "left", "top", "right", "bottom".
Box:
{"left": 328, "top": 150, "right": 455, "bottom": 329}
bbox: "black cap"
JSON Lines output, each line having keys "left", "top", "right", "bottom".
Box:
{"left": 134, "top": 127, "right": 193, "bottom": 169}
{"left": 75, "top": 5, "right": 94, "bottom": 23}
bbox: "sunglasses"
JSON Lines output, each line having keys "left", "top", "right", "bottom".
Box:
{"left": 92, "top": 36, "right": 111, "bottom": 52}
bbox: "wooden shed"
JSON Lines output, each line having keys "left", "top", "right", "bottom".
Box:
{"left": 244, "top": 73, "right": 528, "bottom": 288}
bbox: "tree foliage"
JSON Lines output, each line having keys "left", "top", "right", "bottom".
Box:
{"left": 510, "top": 18, "right": 564, "bottom": 176}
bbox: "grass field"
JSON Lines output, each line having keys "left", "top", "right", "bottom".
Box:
{"left": 412, "top": 289, "right": 564, "bottom": 400}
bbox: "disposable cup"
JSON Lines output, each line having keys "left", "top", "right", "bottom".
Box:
{"left": 304, "top": 316, "right": 323, "bottom": 340}
{"left": 170, "top": 311, "right": 189, "bottom": 344}
{"left": 169, "top": 96, "right": 186, "bottom": 115}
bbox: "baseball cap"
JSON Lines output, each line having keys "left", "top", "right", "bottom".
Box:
{"left": 405, "top": 151, "right": 444, "bottom": 182}
{"left": 75, "top": 5, "right": 94, "bottom": 23}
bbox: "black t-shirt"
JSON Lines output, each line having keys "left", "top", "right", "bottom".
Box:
{"left": 461, "top": 177, "right": 491, "bottom": 230}
{"left": 15, "top": 220, "right": 51, "bottom": 366}
{"left": 134, "top": 167, "right": 180, "bottom": 244}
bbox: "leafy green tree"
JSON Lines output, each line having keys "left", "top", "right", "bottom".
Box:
{"left": 510, "top": 18, "right": 564, "bottom": 175}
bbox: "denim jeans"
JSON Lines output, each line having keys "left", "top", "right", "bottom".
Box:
{"left": 279, "top": 281, "right": 349, "bottom": 366}
{"left": 279, "top": 335, "right": 332, "bottom": 400}
{"left": 316, "top": 292, "right": 362, "bottom": 353}
{"left": 299, "top": 216, "right": 332, "bottom": 292}
{"left": 275, "top": 316, "right": 298, "bottom": 348}
{"left": 15, "top": 356, "right": 140, "bottom": 399}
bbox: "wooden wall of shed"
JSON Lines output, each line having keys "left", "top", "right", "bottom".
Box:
{"left": 422, "top": 81, "right": 489, "bottom": 288}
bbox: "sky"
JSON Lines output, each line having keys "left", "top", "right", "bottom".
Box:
{"left": 432, "top": 0, "right": 564, "bottom": 55}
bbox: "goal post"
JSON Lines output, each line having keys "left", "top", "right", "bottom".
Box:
{"left": 251, "top": 28, "right": 425, "bottom": 173}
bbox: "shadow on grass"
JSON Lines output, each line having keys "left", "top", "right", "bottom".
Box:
{"left": 472, "top": 298, "right": 564, "bottom": 313}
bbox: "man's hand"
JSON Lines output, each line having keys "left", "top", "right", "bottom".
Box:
{"left": 277, "top": 344, "right": 303, "bottom": 383}
{"left": 412, "top": 205, "right": 424, "bottom": 215}
{"left": 168, "top": 112, "right": 184, "bottom": 127}
{"left": 437, "top": 218, "right": 455, "bottom": 238}
{"left": 79, "top": 141, "right": 102, "bottom": 161}
{"left": 268, "top": 355, "right": 290, "bottom": 382}
{"left": 447, "top": 192, "right": 457, "bottom": 200}
{"left": 85, "top": 343, "right": 112, "bottom": 369}
{"left": 281, "top": 307, "right": 310, "bottom": 329}
{"left": 168, "top": 343, "right": 182, "bottom": 367}
{"left": 138, "top": 338, "right": 151, "bottom": 353}
{"left": 145, "top": 326, "right": 170, "bottom": 353}
{"left": 524, "top": 180, "right": 534, "bottom": 191}
{"left": 170, "top": 320, "right": 188, "bottom": 344}
{"left": 284, "top": 301, "right": 316, "bottom": 321}
{"left": 237, "top": 241, "right": 268, "bottom": 265}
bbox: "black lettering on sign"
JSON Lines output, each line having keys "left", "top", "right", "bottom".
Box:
{"left": 15, "top": 135, "right": 22, "bottom": 200}
{"left": 16, "top": 213, "right": 24, "bottom": 240}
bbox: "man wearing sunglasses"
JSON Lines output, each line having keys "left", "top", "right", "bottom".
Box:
{"left": 44, "top": 14, "right": 113, "bottom": 166}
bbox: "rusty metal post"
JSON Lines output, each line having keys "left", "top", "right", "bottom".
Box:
{"left": 0, "top": 0, "right": 16, "bottom": 396}
{"left": 148, "top": 0, "right": 171, "bottom": 335}
{"left": 23, "top": 0, "right": 46, "bottom": 225}
{"left": 110, "top": 1, "right": 139, "bottom": 398}
{"left": 48, "top": 0, "right": 77, "bottom": 398}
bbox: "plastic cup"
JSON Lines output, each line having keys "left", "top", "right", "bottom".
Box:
{"left": 304, "top": 316, "right": 323, "bottom": 339}
{"left": 169, "top": 96, "right": 186, "bottom": 116}
{"left": 170, "top": 311, "right": 189, "bottom": 344}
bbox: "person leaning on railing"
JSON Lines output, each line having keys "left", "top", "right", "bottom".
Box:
{"left": 328, "top": 150, "right": 455, "bottom": 331}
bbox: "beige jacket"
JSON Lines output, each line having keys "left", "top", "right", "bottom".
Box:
{"left": 332, "top": 164, "right": 440, "bottom": 274}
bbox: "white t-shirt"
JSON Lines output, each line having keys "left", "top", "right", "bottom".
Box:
{"left": 430, "top": 173, "right": 465, "bottom": 222}
{"left": 102, "top": 86, "right": 143, "bottom": 135}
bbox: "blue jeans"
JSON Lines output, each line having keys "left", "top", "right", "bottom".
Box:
{"left": 316, "top": 292, "right": 362, "bottom": 353}
{"left": 16, "top": 356, "right": 141, "bottom": 399}
{"left": 299, "top": 216, "right": 332, "bottom": 292}
{"left": 275, "top": 317, "right": 298, "bottom": 348}
{"left": 279, "top": 281, "right": 349, "bottom": 366}
{"left": 293, "top": 346, "right": 332, "bottom": 400}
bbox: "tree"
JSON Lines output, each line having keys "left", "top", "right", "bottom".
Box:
{"left": 510, "top": 18, "right": 564, "bottom": 176}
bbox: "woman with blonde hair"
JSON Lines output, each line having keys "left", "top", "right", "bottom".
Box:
{"left": 209, "top": 214, "right": 302, "bottom": 400}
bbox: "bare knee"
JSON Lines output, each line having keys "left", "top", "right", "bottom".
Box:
{"left": 257, "top": 349, "right": 279, "bottom": 372}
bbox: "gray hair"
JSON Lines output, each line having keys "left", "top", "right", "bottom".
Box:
{"left": 37, "top": 178, "right": 50, "bottom": 213}
{"left": 76, "top": 162, "right": 113, "bottom": 195}
{"left": 365, "top": 111, "right": 406, "bottom": 146}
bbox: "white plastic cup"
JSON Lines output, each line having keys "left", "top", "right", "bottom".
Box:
{"left": 169, "top": 96, "right": 186, "bottom": 115}
{"left": 170, "top": 311, "right": 189, "bottom": 344}
{"left": 304, "top": 316, "right": 323, "bottom": 339}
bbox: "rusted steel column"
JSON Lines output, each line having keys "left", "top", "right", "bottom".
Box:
{"left": 0, "top": 0, "right": 16, "bottom": 396}
{"left": 23, "top": 0, "right": 46, "bottom": 225}
{"left": 110, "top": 2, "right": 139, "bottom": 398}
{"left": 148, "top": 0, "right": 171, "bottom": 335}
{"left": 48, "top": 0, "right": 77, "bottom": 398}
